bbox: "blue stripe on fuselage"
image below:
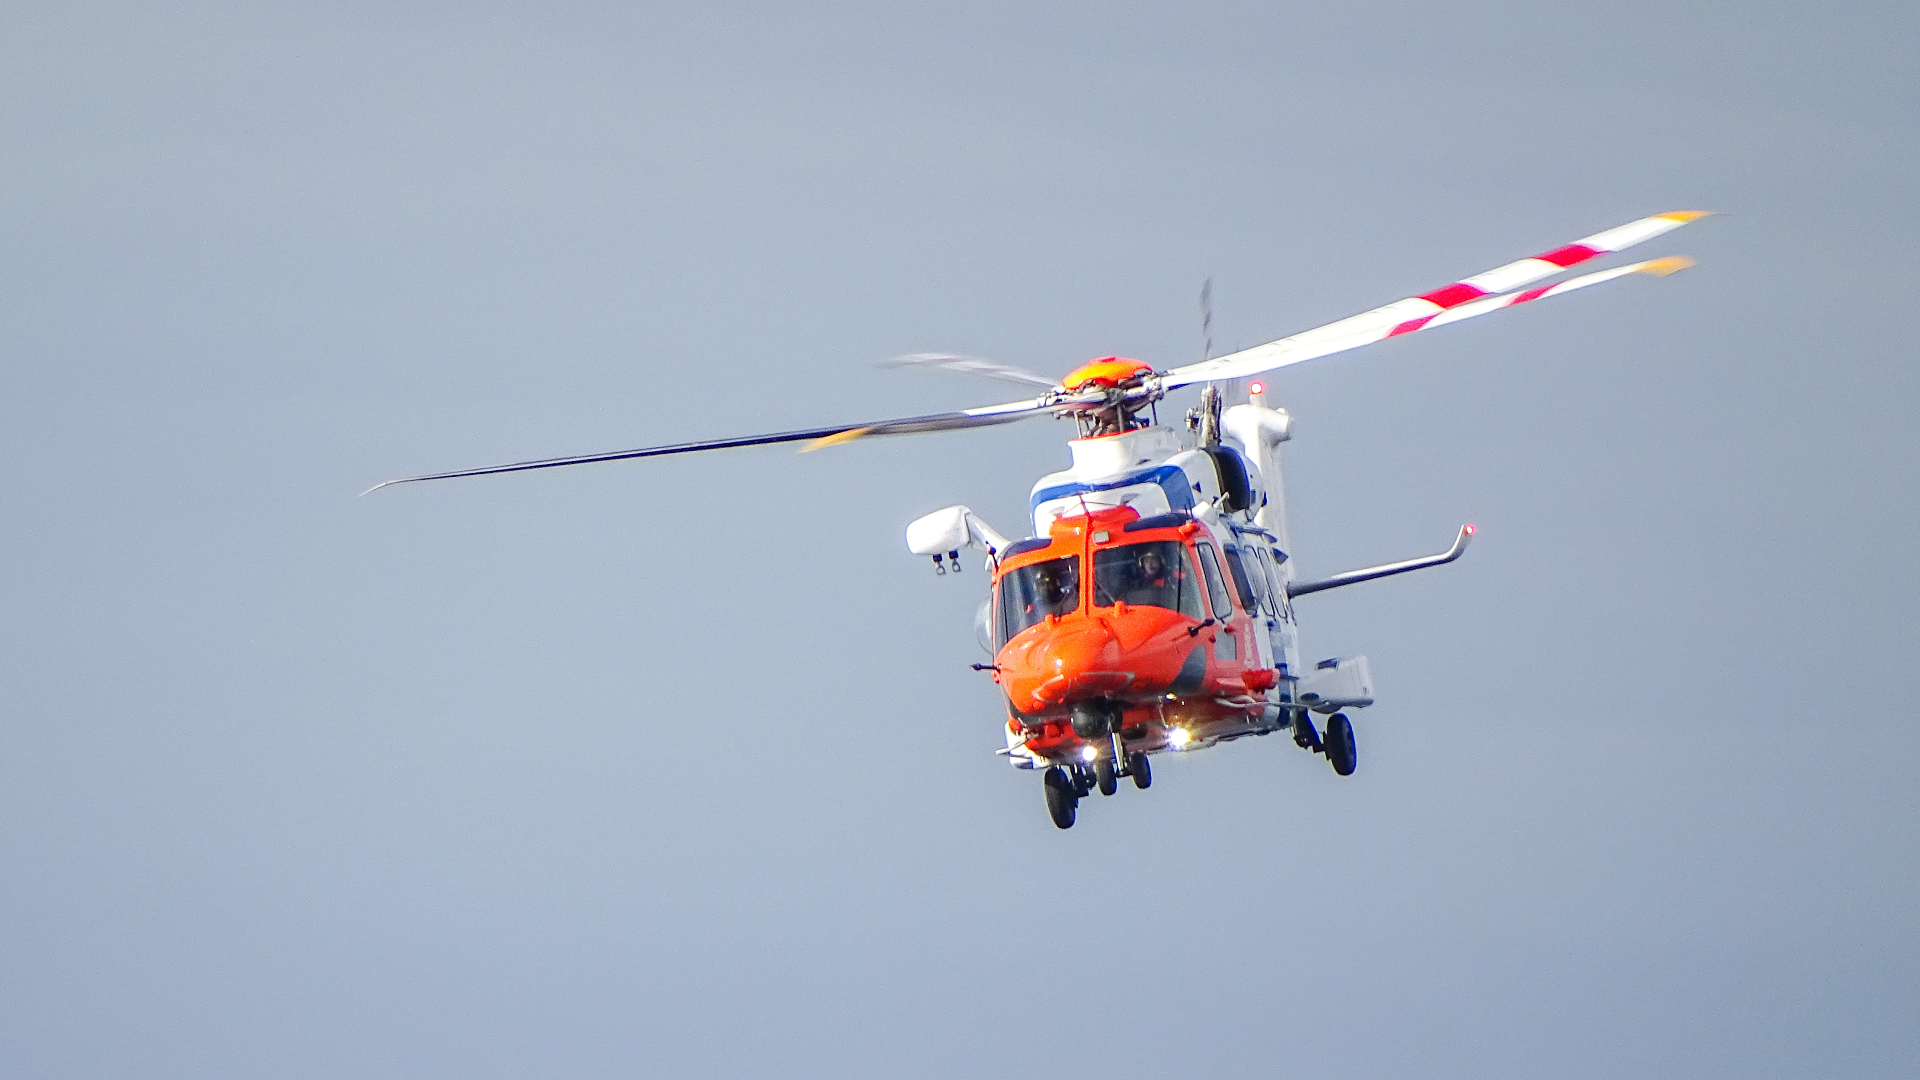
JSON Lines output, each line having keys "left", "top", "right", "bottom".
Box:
{"left": 1030, "top": 465, "right": 1196, "bottom": 515}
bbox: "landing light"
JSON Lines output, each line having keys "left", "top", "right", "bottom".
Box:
{"left": 1080, "top": 745, "right": 1099, "bottom": 762}
{"left": 1169, "top": 728, "right": 1191, "bottom": 749}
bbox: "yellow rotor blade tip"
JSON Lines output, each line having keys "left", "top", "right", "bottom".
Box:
{"left": 1637, "top": 255, "right": 1696, "bottom": 276}
{"left": 1658, "top": 210, "right": 1714, "bottom": 223}
{"left": 802, "top": 426, "right": 874, "bottom": 452}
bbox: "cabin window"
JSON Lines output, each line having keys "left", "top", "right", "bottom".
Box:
{"left": 1266, "top": 546, "right": 1292, "bottom": 618}
{"left": 1221, "top": 544, "right": 1262, "bottom": 614}
{"left": 1090, "top": 541, "right": 1204, "bottom": 620}
{"left": 1249, "top": 546, "right": 1282, "bottom": 617}
{"left": 996, "top": 556, "right": 1081, "bottom": 644}
{"left": 1196, "top": 544, "right": 1235, "bottom": 618}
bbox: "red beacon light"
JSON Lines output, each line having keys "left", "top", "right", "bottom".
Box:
{"left": 1464, "top": 524, "right": 1476, "bottom": 536}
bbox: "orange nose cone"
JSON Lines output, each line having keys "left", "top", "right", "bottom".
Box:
{"left": 1042, "top": 620, "right": 1121, "bottom": 688}
{"left": 1008, "top": 618, "right": 1128, "bottom": 710}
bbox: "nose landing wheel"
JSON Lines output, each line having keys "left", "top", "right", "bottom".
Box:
{"left": 1128, "top": 752, "right": 1151, "bottom": 789}
{"left": 1043, "top": 766, "right": 1078, "bottom": 829}
{"left": 1043, "top": 749, "right": 1156, "bottom": 828}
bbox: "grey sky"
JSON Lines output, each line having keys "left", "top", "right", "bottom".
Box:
{"left": 3, "top": 3, "right": 1916, "bottom": 1077}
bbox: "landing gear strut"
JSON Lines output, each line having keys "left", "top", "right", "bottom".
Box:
{"left": 1292, "top": 710, "right": 1323, "bottom": 752}
{"left": 1094, "top": 729, "right": 1128, "bottom": 796}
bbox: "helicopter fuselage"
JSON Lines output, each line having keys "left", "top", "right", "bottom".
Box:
{"left": 983, "top": 421, "right": 1307, "bottom": 769}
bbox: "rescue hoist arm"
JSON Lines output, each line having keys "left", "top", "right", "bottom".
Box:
{"left": 1287, "top": 525, "right": 1474, "bottom": 598}
{"left": 906, "top": 505, "right": 1011, "bottom": 574}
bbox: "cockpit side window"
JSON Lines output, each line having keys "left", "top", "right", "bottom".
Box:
{"left": 1221, "top": 544, "right": 1262, "bottom": 614}
{"left": 995, "top": 555, "right": 1082, "bottom": 645}
{"left": 1196, "top": 543, "right": 1235, "bottom": 618}
{"left": 1091, "top": 540, "right": 1203, "bottom": 620}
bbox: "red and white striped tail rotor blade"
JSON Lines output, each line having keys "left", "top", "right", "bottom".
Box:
{"left": 1161, "top": 210, "right": 1711, "bottom": 387}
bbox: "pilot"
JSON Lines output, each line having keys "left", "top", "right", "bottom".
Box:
{"left": 1029, "top": 562, "right": 1076, "bottom": 617}
{"left": 1136, "top": 549, "right": 1167, "bottom": 585}
{"left": 1121, "top": 547, "right": 1178, "bottom": 609}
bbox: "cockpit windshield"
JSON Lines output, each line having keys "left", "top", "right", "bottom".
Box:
{"left": 1092, "top": 540, "right": 1205, "bottom": 619}
{"left": 996, "top": 555, "right": 1081, "bottom": 644}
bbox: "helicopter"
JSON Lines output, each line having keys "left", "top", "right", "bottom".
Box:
{"left": 367, "top": 210, "right": 1708, "bottom": 828}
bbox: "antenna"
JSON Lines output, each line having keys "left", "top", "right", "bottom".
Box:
{"left": 1187, "top": 278, "right": 1222, "bottom": 445}
{"left": 1199, "top": 277, "right": 1214, "bottom": 361}
{"left": 1198, "top": 384, "right": 1222, "bottom": 447}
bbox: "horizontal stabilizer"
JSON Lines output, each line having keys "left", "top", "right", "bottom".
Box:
{"left": 1290, "top": 525, "right": 1474, "bottom": 598}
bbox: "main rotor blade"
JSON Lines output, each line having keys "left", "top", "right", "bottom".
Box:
{"left": 1161, "top": 210, "right": 1711, "bottom": 388}
{"left": 1415, "top": 256, "right": 1694, "bottom": 334}
{"left": 361, "top": 394, "right": 1080, "bottom": 494}
{"left": 1172, "top": 255, "right": 1696, "bottom": 385}
{"left": 797, "top": 397, "right": 1063, "bottom": 451}
{"left": 879, "top": 352, "right": 1061, "bottom": 389}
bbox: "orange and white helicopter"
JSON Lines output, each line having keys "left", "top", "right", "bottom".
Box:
{"left": 369, "top": 210, "right": 1708, "bottom": 828}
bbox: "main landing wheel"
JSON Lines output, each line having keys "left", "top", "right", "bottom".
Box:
{"left": 1129, "top": 752, "right": 1152, "bottom": 789}
{"left": 1094, "top": 756, "right": 1119, "bottom": 796}
{"left": 1043, "top": 767, "right": 1078, "bottom": 829}
{"left": 1326, "top": 713, "right": 1357, "bottom": 777}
